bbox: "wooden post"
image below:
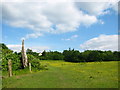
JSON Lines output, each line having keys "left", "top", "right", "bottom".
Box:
{"left": 8, "top": 59, "right": 12, "bottom": 77}
{"left": 21, "top": 39, "right": 28, "bottom": 68}
{"left": 29, "top": 63, "right": 32, "bottom": 72}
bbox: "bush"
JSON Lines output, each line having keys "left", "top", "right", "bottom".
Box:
{"left": 28, "top": 54, "right": 47, "bottom": 71}
{"left": 30, "top": 59, "right": 41, "bottom": 70}
{"left": 28, "top": 54, "right": 40, "bottom": 69}
{"left": 2, "top": 53, "right": 22, "bottom": 71}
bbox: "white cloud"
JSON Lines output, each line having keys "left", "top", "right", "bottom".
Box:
{"left": 75, "top": 2, "right": 109, "bottom": 16}
{"left": 7, "top": 45, "right": 22, "bottom": 52}
{"left": 7, "top": 44, "right": 50, "bottom": 52}
{"left": 21, "top": 33, "right": 43, "bottom": 40}
{"left": 75, "top": 0, "right": 118, "bottom": 16}
{"left": 28, "top": 46, "right": 50, "bottom": 52}
{"left": 62, "top": 34, "right": 78, "bottom": 41}
{"left": 2, "top": 1, "right": 99, "bottom": 39}
{"left": 99, "top": 20, "right": 104, "bottom": 24}
{"left": 72, "top": 35, "right": 78, "bottom": 38}
{"left": 80, "top": 34, "right": 118, "bottom": 51}
{"left": 1, "top": 0, "right": 119, "bottom": 3}
{"left": 1, "top": 0, "right": 118, "bottom": 39}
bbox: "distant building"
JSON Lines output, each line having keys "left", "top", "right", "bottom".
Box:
{"left": 39, "top": 52, "right": 42, "bottom": 56}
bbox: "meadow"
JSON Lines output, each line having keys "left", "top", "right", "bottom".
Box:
{"left": 2, "top": 60, "right": 119, "bottom": 88}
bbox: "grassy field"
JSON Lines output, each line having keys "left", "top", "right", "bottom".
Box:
{"left": 2, "top": 60, "right": 119, "bottom": 88}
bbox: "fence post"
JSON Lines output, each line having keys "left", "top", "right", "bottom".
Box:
{"left": 8, "top": 59, "right": 12, "bottom": 77}
{"left": 29, "top": 63, "right": 32, "bottom": 72}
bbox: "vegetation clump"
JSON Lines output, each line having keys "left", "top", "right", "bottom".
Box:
{"left": 1, "top": 43, "right": 46, "bottom": 72}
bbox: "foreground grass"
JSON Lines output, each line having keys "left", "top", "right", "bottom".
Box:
{"left": 0, "top": 70, "right": 2, "bottom": 89}
{"left": 2, "top": 61, "right": 119, "bottom": 88}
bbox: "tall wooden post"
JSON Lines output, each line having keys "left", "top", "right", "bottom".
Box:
{"left": 21, "top": 40, "right": 28, "bottom": 68}
{"left": 8, "top": 59, "right": 12, "bottom": 77}
{"left": 29, "top": 63, "right": 32, "bottom": 72}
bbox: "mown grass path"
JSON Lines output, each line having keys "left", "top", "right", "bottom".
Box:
{"left": 2, "top": 61, "right": 119, "bottom": 88}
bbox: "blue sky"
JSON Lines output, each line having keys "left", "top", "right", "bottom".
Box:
{"left": 1, "top": 0, "right": 119, "bottom": 52}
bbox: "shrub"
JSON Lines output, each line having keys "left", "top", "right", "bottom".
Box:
{"left": 30, "top": 59, "right": 41, "bottom": 70}
{"left": 28, "top": 54, "right": 47, "bottom": 70}
{"left": 2, "top": 53, "right": 22, "bottom": 71}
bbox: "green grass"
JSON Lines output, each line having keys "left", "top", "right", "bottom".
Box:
{"left": 0, "top": 70, "right": 2, "bottom": 89}
{"left": 2, "top": 61, "right": 119, "bottom": 88}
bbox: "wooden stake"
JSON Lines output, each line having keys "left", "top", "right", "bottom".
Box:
{"left": 29, "top": 63, "right": 32, "bottom": 72}
{"left": 8, "top": 59, "right": 12, "bottom": 77}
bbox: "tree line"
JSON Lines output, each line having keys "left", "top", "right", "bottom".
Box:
{"left": 39, "top": 48, "right": 120, "bottom": 62}
{"left": 1, "top": 43, "right": 120, "bottom": 71}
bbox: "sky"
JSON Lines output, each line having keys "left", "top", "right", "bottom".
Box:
{"left": 1, "top": 0, "right": 119, "bottom": 52}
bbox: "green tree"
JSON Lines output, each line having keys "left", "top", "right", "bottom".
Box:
{"left": 63, "top": 49, "right": 80, "bottom": 62}
{"left": 26, "top": 49, "right": 33, "bottom": 54}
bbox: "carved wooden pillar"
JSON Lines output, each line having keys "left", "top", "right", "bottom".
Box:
{"left": 21, "top": 40, "right": 28, "bottom": 68}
